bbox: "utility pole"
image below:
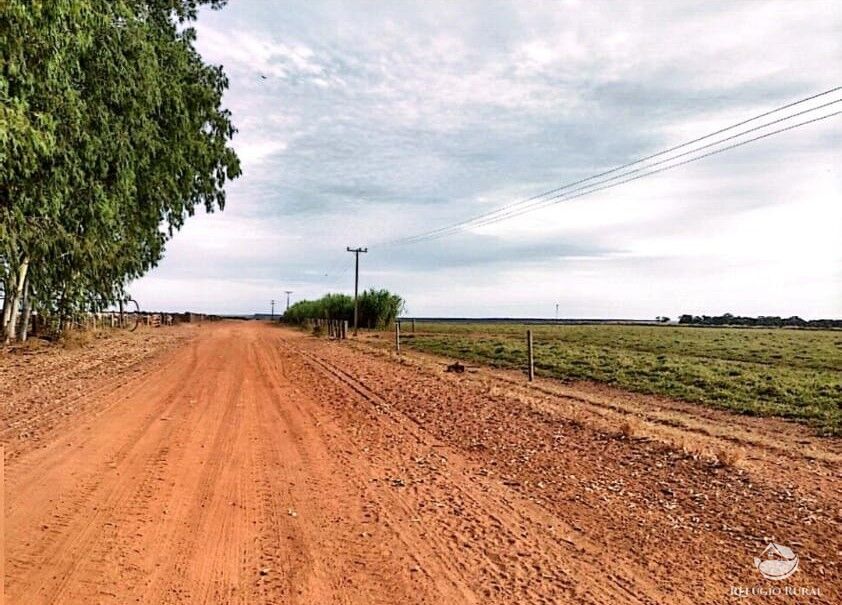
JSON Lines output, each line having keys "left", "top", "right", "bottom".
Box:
{"left": 346, "top": 246, "right": 368, "bottom": 334}
{"left": 270, "top": 299, "right": 275, "bottom": 321}
{"left": 284, "top": 290, "right": 293, "bottom": 312}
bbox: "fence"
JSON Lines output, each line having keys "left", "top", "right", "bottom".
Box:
{"left": 306, "top": 318, "right": 349, "bottom": 340}
{"left": 2, "top": 309, "right": 212, "bottom": 342}
{"left": 392, "top": 320, "right": 536, "bottom": 382}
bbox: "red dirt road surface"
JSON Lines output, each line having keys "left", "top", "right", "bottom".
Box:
{"left": 3, "top": 322, "right": 840, "bottom": 603}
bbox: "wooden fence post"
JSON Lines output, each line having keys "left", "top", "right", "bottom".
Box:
{"left": 527, "top": 329, "right": 534, "bottom": 382}
{"left": 412, "top": 318, "right": 416, "bottom": 333}
{"left": 395, "top": 320, "right": 401, "bottom": 355}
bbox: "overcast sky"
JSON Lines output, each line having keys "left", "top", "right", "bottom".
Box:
{"left": 131, "top": 0, "right": 842, "bottom": 318}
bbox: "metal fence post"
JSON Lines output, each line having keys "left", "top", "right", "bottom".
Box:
{"left": 395, "top": 320, "right": 401, "bottom": 355}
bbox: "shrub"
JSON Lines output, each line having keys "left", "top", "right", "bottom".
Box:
{"left": 283, "top": 289, "right": 404, "bottom": 330}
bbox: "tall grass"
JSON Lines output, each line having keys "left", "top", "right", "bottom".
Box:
{"left": 284, "top": 289, "right": 404, "bottom": 329}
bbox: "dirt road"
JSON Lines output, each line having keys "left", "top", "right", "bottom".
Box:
{"left": 4, "top": 322, "right": 839, "bottom": 603}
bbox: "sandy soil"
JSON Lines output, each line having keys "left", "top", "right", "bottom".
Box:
{"left": 3, "top": 322, "right": 839, "bottom": 603}
{"left": 1, "top": 326, "right": 195, "bottom": 463}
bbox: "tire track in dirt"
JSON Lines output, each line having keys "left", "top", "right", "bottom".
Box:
{"left": 7, "top": 323, "right": 446, "bottom": 603}
{"left": 121, "top": 332, "right": 244, "bottom": 604}
{"left": 282, "top": 336, "right": 675, "bottom": 605}
{"left": 1, "top": 327, "right": 196, "bottom": 463}
{"left": 276, "top": 338, "right": 656, "bottom": 602}
{"left": 5, "top": 338, "right": 205, "bottom": 603}
{"left": 5, "top": 322, "right": 838, "bottom": 604}
{"left": 291, "top": 330, "right": 840, "bottom": 604}
{"left": 250, "top": 329, "right": 440, "bottom": 604}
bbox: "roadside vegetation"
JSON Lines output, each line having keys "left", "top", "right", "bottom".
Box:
{"left": 404, "top": 323, "right": 842, "bottom": 435}
{"left": 0, "top": 0, "right": 239, "bottom": 343}
{"left": 284, "top": 289, "right": 404, "bottom": 329}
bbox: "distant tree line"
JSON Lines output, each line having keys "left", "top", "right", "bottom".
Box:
{"left": 284, "top": 290, "right": 405, "bottom": 329}
{"left": 678, "top": 313, "right": 842, "bottom": 329}
{"left": 1, "top": 0, "right": 239, "bottom": 342}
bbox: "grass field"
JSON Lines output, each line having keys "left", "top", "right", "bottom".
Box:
{"left": 402, "top": 323, "right": 842, "bottom": 435}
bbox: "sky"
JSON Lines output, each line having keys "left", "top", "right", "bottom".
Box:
{"left": 131, "top": 0, "right": 842, "bottom": 318}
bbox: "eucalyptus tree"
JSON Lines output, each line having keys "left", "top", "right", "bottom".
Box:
{"left": 0, "top": 0, "right": 240, "bottom": 341}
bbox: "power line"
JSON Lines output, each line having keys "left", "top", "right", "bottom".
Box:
{"left": 385, "top": 89, "right": 842, "bottom": 245}
{"left": 403, "top": 104, "right": 842, "bottom": 241}
{"left": 417, "top": 109, "right": 842, "bottom": 236}
{"left": 388, "top": 99, "right": 841, "bottom": 245}
{"left": 403, "top": 109, "right": 842, "bottom": 240}
{"left": 380, "top": 87, "right": 842, "bottom": 247}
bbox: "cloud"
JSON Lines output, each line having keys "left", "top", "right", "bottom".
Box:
{"left": 130, "top": 0, "right": 842, "bottom": 318}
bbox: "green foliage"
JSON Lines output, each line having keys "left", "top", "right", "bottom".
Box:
{"left": 0, "top": 0, "right": 240, "bottom": 337}
{"left": 405, "top": 323, "right": 842, "bottom": 435}
{"left": 284, "top": 293, "right": 354, "bottom": 324}
{"left": 357, "top": 289, "right": 404, "bottom": 328}
{"left": 678, "top": 313, "right": 842, "bottom": 328}
{"left": 284, "top": 289, "right": 405, "bottom": 330}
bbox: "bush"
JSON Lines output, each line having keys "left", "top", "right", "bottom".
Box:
{"left": 358, "top": 289, "right": 404, "bottom": 329}
{"left": 284, "top": 289, "right": 404, "bottom": 330}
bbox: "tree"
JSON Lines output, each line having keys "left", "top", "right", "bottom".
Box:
{"left": 0, "top": 0, "right": 240, "bottom": 341}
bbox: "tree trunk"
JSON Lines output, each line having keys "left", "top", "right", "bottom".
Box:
{"left": 20, "top": 277, "right": 32, "bottom": 342}
{"left": 1, "top": 279, "right": 12, "bottom": 337}
{"left": 4, "top": 256, "right": 30, "bottom": 344}
{"left": 56, "top": 281, "right": 68, "bottom": 335}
